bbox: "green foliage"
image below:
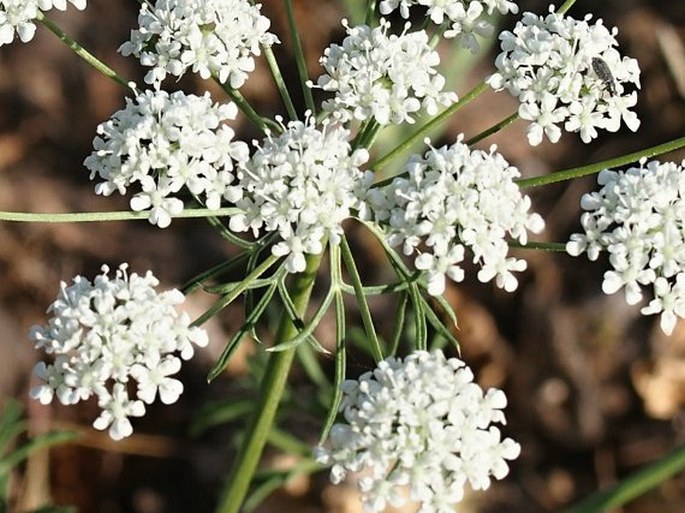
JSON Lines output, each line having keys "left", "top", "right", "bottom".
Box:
{"left": 0, "top": 400, "right": 77, "bottom": 513}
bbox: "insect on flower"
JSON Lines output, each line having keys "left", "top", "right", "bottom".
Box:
{"left": 591, "top": 57, "right": 616, "bottom": 96}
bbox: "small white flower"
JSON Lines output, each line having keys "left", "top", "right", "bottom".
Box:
{"left": 379, "top": 0, "right": 518, "bottom": 53}
{"left": 312, "top": 19, "right": 457, "bottom": 125}
{"left": 0, "top": 0, "right": 39, "bottom": 45}
{"left": 488, "top": 7, "right": 641, "bottom": 145}
{"left": 37, "top": 0, "right": 86, "bottom": 10}
{"left": 119, "top": 0, "right": 278, "bottom": 87}
{"left": 567, "top": 159, "right": 685, "bottom": 335}
{"left": 84, "top": 89, "right": 249, "bottom": 228}
{"left": 372, "top": 135, "right": 544, "bottom": 295}
{"left": 93, "top": 383, "right": 146, "bottom": 441}
{"left": 317, "top": 350, "right": 520, "bottom": 513}
{"left": 130, "top": 354, "right": 183, "bottom": 405}
{"left": 0, "top": 0, "right": 86, "bottom": 46}
{"left": 29, "top": 264, "right": 208, "bottom": 440}
{"left": 231, "top": 115, "right": 372, "bottom": 273}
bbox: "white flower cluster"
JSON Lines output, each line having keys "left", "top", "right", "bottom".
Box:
{"left": 0, "top": 0, "right": 85, "bottom": 46}
{"left": 229, "top": 116, "right": 372, "bottom": 273}
{"left": 312, "top": 19, "right": 457, "bottom": 125}
{"left": 567, "top": 159, "right": 685, "bottom": 336}
{"left": 379, "top": 0, "right": 518, "bottom": 52}
{"left": 84, "top": 88, "right": 249, "bottom": 228}
{"left": 316, "top": 350, "right": 520, "bottom": 513}
{"left": 369, "top": 136, "right": 544, "bottom": 295}
{"left": 29, "top": 264, "right": 208, "bottom": 440}
{"left": 119, "top": 0, "right": 278, "bottom": 88}
{"left": 487, "top": 8, "right": 641, "bottom": 146}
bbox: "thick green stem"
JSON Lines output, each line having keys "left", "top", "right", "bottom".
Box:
{"left": 214, "top": 253, "right": 323, "bottom": 513}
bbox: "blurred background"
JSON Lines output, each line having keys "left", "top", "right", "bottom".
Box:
{"left": 0, "top": 0, "right": 684, "bottom": 512}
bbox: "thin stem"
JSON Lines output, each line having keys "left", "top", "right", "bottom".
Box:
{"left": 352, "top": 119, "right": 374, "bottom": 150}
{"left": 192, "top": 254, "right": 281, "bottom": 328}
{"left": 371, "top": 81, "right": 489, "bottom": 172}
{"left": 284, "top": 0, "right": 316, "bottom": 114}
{"left": 214, "top": 253, "right": 323, "bottom": 513}
{"left": 360, "top": 121, "right": 383, "bottom": 149}
{"left": 340, "top": 236, "right": 384, "bottom": 362}
{"left": 509, "top": 241, "right": 568, "bottom": 252}
{"left": 465, "top": 112, "right": 519, "bottom": 146}
{"left": 36, "top": 12, "right": 134, "bottom": 93}
{"left": 0, "top": 207, "right": 240, "bottom": 223}
{"left": 262, "top": 45, "right": 299, "bottom": 121}
{"left": 559, "top": 444, "right": 685, "bottom": 513}
{"left": 516, "top": 135, "right": 685, "bottom": 189}
{"left": 217, "top": 83, "right": 275, "bottom": 134}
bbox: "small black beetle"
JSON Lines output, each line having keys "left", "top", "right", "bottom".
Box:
{"left": 591, "top": 57, "right": 616, "bottom": 96}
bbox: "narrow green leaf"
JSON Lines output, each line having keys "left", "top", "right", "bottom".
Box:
{"left": 182, "top": 252, "right": 250, "bottom": 294}
{"left": 244, "top": 459, "right": 322, "bottom": 513}
{"left": 193, "top": 253, "right": 280, "bottom": 328}
{"left": 559, "top": 444, "right": 685, "bottom": 513}
{"left": 339, "top": 280, "right": 408, "bottom": 295}
{"left": 0, "top": 431, "right": 78, "bottom": 477}
{"left": 267, "top": 286, "right": 334, "bottom": 352}
{"left": 204, "top": 215, "right": 256, "bottom": 249}
{"left": 189, "top": 400, "right": 254, "bottom": 437}
{"left": 431, "top": 293, "right": 459, "bottom": 331}
{"left": 408, "top": 283, "right": 428, "bottom": 351}
{"left": 419, "top": 294, "right": 460, "bottom": 349}
{"left": 340, "top": 236, "right": 384, "bottom": 361}
{"left": 388, "top": 292, "right": 409, "bottom": 356}
{"left": 243, "top": 474, "right": 285, "bottom": 513}
{"left": 296, "top": 344, "right": 331, "bottom": 389}
{"left": 0, "top": 400, "right": 25, "bottom": 455}
{"left": 319, "top": 290, "right": 347, "bottom": 445}
{"left": 267, "top": 427, "right": 312, "bottom": 457}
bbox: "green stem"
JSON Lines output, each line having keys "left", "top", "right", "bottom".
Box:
{"left": 433, "top": 0, "right": 574, "bottom": 151}
{"left": 36, "top": 12, "right": 134, "bottom": 93}
{"left": 0, "top": 207, "right": 241, "bottom": 223}
{"left": 193, "top": 254, "right": 281, "bottom": 328}
{"left": 284, "top": 0, "right": 316, "bottom": 114}
{"left": 371, "top": 81, "right": 489, "bottom": 172}
{"left": 465, "top": 112, "right": 519, "bottom": 146}
{"left": 558, "top": 0, "right": 578, "bottom": 14}
{"left": 262, "top": 45, "right": 299, "bottom": 121}
{"left": 340, "top": 236, "right": 384, "bottom": 362}
{"left": 517, "top": 135, "right": 685, "bottom": 189}
{"left": 365, "top": 0, "right": 377, "bottom": 25}
{"left": 559, "top": 444, "right": 685, "bottom": 513}
{"left": 214, "top": 253, "right": 323, "bottom": 513}
{"left": 217, "top": 83, "right": 276, "bottom": 134}
{"left": 510, "top": 241, "right": 568, "bottom": 251}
